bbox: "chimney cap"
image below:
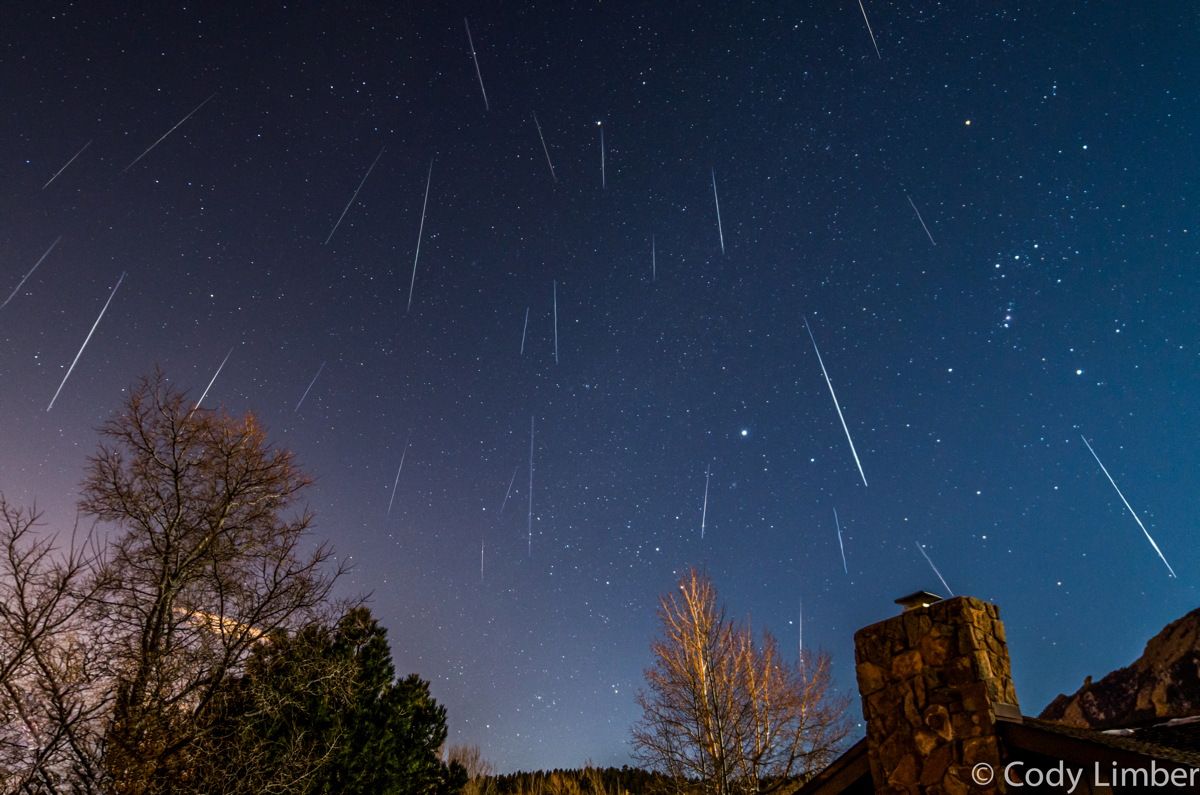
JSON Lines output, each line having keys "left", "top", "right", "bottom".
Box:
{"left": 895, "top": 590, "right": 943, "bottom": 611}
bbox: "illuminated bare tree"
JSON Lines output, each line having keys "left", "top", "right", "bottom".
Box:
{"left": 449, "top": 744, "right": 497, "bottom": 795}
{"left": 632, "top": 569, "right": 849, "bottom": 795}
{"left": 80, "top": 372, "right": 340, "bottom": 794}
{"left": 0, "top": 501, "right": 107, "bottom": 793}
{"left": 731, "top": 632, "right": 847, "bottom": 790}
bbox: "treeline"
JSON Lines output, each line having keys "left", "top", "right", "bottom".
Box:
{"left": 474, "top": 768, "right": 810, "bottom": 795}
{"left": 482, "top": 767, "right": 692, "bottom": 795}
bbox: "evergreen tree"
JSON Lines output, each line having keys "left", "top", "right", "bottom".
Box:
{"left": 194, "top": 607, "right": 465, "bottom": 795}
{"left": 316, "top": 607, "right": 465, "bottom": 794}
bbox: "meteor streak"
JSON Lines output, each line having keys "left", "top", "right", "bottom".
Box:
{"left": 857, "top": 0, "right": 882, "bottom": 58}
{"left": 527, "top": 416, "right": 535, "bottom": 556}
{"left": 1080, "top": 434, "right": 1177, "bottom": 578}
{"left": 834, "top": 507, "right": 848, "bottom": 574}
{"left": 295, "top": 361, "right": 326, "bottom": 412}
{"left": 500, "top": 466, "right": 519, "bottom": 513}
{"left": 2, "top": 236, "right": 61, "bottom": 310}
{"left": 324, "top": 146, "right": 385, "bottom": 246}
{"left": 47, "top": 271, "right": 126, "bottom": 412}
{"left": 906, "top": 194, "right": 936, "bottom": 246}
{"left": 915, "top": 542, "right": 953, "bottom": 596}
{"left": 804, "top": 317, "right": 868, "bottom": 487}
{"left": 599, "top": 122, "right": 606, "bottom": 188}
{"left": 798, "top": 598, "right": 804, "bottom": 663}
{"left": 711, "top": 169, "right": 725, "bottom": 254}
{"left": 520, "top": 306, "right": 530, "bottom": 354}
{"left": 464, "top": 18, "right": 490, "bottom": 111}
{"left": 532, "top": 112, "right": 556, "bottom": 182}
{"left": 387, "top": 437, "right": 411, "bottom": 517}
{"left": 123, "top": 94, "right": 216, "bottom": 173}
{"left": 190, "top": 346, "right": 234, "bottom": 417}
{"left": 43, "top": 141, "right": 91, "bottom": 189}
{"left": 407, "top": 158, "right": 434, "bottom": 312}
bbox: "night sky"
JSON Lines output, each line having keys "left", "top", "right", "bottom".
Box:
{"left": 2, "top": 1, "right": 1198, "bottom": 773}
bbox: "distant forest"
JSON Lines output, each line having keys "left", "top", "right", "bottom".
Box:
{"left": 482, "top": 767, "right": 687, "bottom": 795}
{"left": 474, "top": 767, "right": 806, "bottom": 795}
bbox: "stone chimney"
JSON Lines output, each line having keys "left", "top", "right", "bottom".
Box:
{"left": 853, "top": 593, "right": 1020, "bottom": 793}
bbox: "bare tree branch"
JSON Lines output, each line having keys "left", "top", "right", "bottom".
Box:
{"left": 0, "top": 499, "right": 108, "bottom": 792}
{"left": 632, "top": 569, "right": 850, "bottom": 795}
{"left": 77, "top": 372, "right": 340, "bottom": 794}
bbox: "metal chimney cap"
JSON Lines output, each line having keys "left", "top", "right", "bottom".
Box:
{"left": 895, "top": 590, "right": 943, "bottom": 612}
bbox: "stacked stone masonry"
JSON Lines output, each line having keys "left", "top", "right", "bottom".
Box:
{"left": 853, "top": 597, "right": 1019, "bottom": 794}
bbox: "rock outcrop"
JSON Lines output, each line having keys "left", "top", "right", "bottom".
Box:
{"left": 1040, "top": 607, "right": 1200, "bottom": 729}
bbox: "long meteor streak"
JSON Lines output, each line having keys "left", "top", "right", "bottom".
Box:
{"left": 464, "top": 19, "right": 490, "bottom": 111}
{"left": 915, "top": 542, "right": 953, "bottom": 596}
{"left": 552, "top": 281, "right": 559, "bottom": 364}
{"left": 2, "top": 236, "right": 61, "bottom": 310}
{"left": 857, "top": 0, "right": 882, "bottom": 59}
{"left": 700, "top": 463, "right": 711, "bottom": 539}
{"left": 527, "top": 416, "right": 535, "bottom": 556}
{"left": 532, "top": 112, "right": 556, "bottom": 182}
{"left": 47, "top": 271, "right": 126, "bottom": 411}
{"left": 804, "top": 317, "right": 868, "bottom": 487}
{"left": 711, "top": 169, "right": 725, "bottom": 254}
{"left": 906, "top": 194, "right": 936, "bottom": 246}
{"left": 43, "top": 141, "right": 91, "bottom": 189}
{"left": 834, "top": 507, "right": 848, "bottom": 574}
{"left": 500, "top": 466, "right": 519, "bottom": 513}
{"left": 123, "top": 94, "right": 216, "bottom": 173}
{"left": 520, "top": 306, "right": 530, "bottom": 354}
{"left": 798, "top": 598, "right": 804, "bottom": 662}
{"left": 1080, "top": 434, "right": 1177, "bottom": 577}
{"left": 324, "top": 146, "right": 385, "bottom": 246}
{"left": 295, "top": 361, "right": 326, "bottom": 412}
{"left": 387, "top": 437, "right": 411, "bottom": 517}
{"left": 191, "top": 347, "right": 234, "bottom": 417}
{"left": 599, "top": 123, "right": 606, "bottom": 189}
{"left": 407, "top": 158, "right": 434, "bottom": 312}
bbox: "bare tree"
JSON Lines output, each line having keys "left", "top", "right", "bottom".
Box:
{"left": 449, "top": 744, "right": 496, "bottom": 795}
{"left": 448, "top": 743, "right": 494, "bottom": 780}
{"left": 0, "top": 500, "right": 108, "bottom": 793}
{"left": 730, "top": 633, "right": 847, "bottom": 790}
{"left": 78, "top": 372, "right": 341, "bottom": 794}
{"left": 632, "top": 569, "right": 849, "bottom": 795}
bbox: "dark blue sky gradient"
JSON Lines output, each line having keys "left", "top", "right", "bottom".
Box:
{"left": 0, "top": 2, "right": 1197, "bottom": 772}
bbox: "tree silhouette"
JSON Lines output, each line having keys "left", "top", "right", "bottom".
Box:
{"left": 81, "top": 372, "right": 339, "bottom": 794}
{"left": 191, "top": 607, "right": 465, "bottom": 795}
